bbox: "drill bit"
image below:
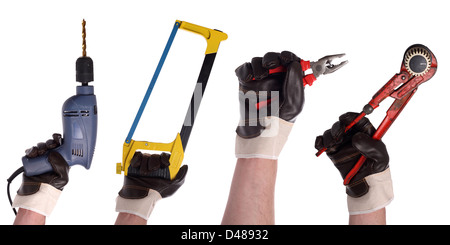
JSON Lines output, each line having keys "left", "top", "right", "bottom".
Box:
{"left": 76, "top": 19, "right": 94, "bottom": 84}
{"left": 82, "top": 19, "right": 86, "bottom": 57}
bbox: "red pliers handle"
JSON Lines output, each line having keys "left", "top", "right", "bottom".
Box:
{"left": 268, "top": 60, "right": 316, "bottom": 86}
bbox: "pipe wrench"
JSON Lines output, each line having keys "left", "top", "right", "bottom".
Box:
{"left": 316, "top": 44, "right": 438, "bottom": 185}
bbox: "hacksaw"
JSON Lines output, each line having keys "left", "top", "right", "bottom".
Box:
{"left": 116, "top": 20, "right": 227, "bottom": 179}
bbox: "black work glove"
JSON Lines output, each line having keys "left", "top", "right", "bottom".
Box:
{"left": 315, "top": 112, "right": 390, "bottom": 197}
{"left": 18, "top": 133, "right": 69, "bottom": 195}
{"left": 119, "top": 152, "right": 188, "bottom": 199}
{"left": 11, "top": 134, "right": 69, "bottom": 217}
{"left": 235, "top": 51, "right": 305, "bottom": 139}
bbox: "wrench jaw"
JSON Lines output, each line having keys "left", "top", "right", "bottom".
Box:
{"left": 402, "top": 44, "right": 437, "bottom": 78}
{"left": 404, "top": 45, "right": 437, "bottom": 76}
{"left": 365, "top": 45, "right": 438, "bottom": 112}
{"left": 389, "top": 45, "right": 438, "bottom": 101}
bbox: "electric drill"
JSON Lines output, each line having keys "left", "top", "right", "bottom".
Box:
{"left": 21, "top": 19, "right": 98, "bottom": 176}
{"left": 6, "top": 20, "right": 97, "bottom": 215}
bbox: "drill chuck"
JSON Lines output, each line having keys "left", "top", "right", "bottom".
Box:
{"left": 76, "top": 56, "right": 94, "bottom": 85}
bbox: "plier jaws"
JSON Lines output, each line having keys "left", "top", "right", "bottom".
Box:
{"left": 266, "top": 52, "right": 348, "bottom": 86}
{"left": 311, "top": 53, "right": 348, "bottom": 78}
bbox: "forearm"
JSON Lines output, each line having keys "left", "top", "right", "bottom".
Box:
{"left": 221, "top": 158, "right": 277, "bottom": 225}
{"left": 13, "top": 208, "right": 46, "bottom": 225}
{"left": 115, "top": 212, "right": 147, "bottom": 225}
{"left": 349, "top": 208, "right": 386, "bottom": 225}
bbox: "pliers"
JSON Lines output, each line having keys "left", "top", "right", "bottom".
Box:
{"left": 254, "top": 53, "right": 347, "bottom": 110}
{"left": 268, "top": 53, "right": 348, "bottom": 86}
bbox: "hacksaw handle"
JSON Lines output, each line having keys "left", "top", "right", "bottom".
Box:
{"left": 117, "top": 134, "right": 184, "bottom": 180}
{"left": 177, "top": 20, "right": 228, "bottom": 54}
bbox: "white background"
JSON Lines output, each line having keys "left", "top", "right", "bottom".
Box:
{"left": 0, "top": 0, "right": 449, "bottom": 225}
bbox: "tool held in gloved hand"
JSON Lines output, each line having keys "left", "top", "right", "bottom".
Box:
{"left": 254, "top": 53, "right": 348, "bottom": 110}
{"left": 7, "top": 20, "right": 98, "bottom": 214}
{"left": 21, "top": 19, "right": 98, "bottom": 176}
{"left": 116, "top": 20, "right": 227, "bottom": 180}
{"left": 316, "top": 44, "right": 438, "bottom": 186}
{"left": 266, "top": 53, "right": 348, "bottom": 86}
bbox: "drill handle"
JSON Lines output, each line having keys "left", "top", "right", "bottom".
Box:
{"left": 21, "top": 146, "right": 68, "bottom": 176}
{"left": 22, "top": 152, "right": 54, "bottom": 176}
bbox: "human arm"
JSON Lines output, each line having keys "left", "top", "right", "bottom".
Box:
{"left": 115, "top": 212, "right": 147, "bottom": 225}
{"left": 222, "top": 51, "right": 304, "bottom": 225}
{"left": 13, "top": 208, "right": 46, "bottom": 225}
{"left": 349, "top": 208, "right": 386, "bottom": 225}
{"left": 222, "top": 158, "right": 277, "bottom": 225}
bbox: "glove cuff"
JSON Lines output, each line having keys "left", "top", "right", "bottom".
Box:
{"left": 12, "top": 183, "right": 62, "bottom": 217}
{"left": 235, "top": 116, "right": 293, "bottom": 160}
{"left": 115, "top": 189, "right": 162, "bottom": 220}
{"left": 347, "top": 168, "right": 394, "bottom": 215}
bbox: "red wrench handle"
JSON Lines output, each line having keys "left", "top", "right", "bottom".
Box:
{"left": 315, "top": 72, "right": 411, "bottom": 157}
{"left": 315, "top": 112, "right": 367, "bottom": 156}
{"left": 343, "top": 89, "right": 417, "bottom": 185}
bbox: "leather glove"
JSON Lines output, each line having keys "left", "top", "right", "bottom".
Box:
{"left": 235, "top": 51, "right": 305, "bottom": 159}
{"left": 12, "top": 133, "right": 70, "bottom": 217}
{"left": 116, "top": 152, "right": 188, "bottom": 220}
{"left": 315, "top": 112, "right": 394, "bottom": 214}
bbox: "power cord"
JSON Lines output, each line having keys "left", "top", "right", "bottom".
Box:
{"left": 7, "top": 167, "right": 24, "bottom": 215}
